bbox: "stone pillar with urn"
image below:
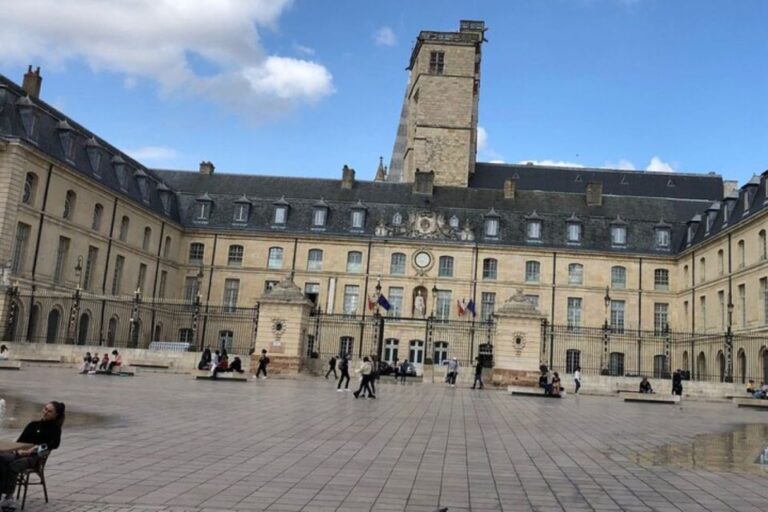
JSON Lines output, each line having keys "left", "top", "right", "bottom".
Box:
{"left": 253, "top": 276, "right": 313, "bottom": 375}
{"left": 491, "top": 289, "right": 546, "bottom": 387}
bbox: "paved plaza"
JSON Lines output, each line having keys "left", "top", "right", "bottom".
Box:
{"left": 1, "top": 367, "right": 767, "bottom": 512}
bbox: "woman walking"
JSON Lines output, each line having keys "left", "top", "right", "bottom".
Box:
{"left": 353, "top": 356, "right": 375, "bottom": 399}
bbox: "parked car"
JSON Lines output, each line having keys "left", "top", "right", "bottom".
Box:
{"left": 376, "top": 361, "right": 394, "bottom": 376}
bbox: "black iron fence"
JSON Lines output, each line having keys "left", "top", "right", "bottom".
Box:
{"left": 4, "top": 290, "right": 259, "bottom": 355}
{"left": 542, "top": 322, "right": 768, "bottom": 384}
{"left": 305, "top": 312, "right": 494, "bottom": 369}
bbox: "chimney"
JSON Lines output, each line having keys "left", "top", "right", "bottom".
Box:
{"left": 199, "top": 161, "right": 215, "bottom": 175}
{"left": 413, "top": 169, "right": 434, "bottom": 196}
{"left": 586, "top": 181, "right": 602, "bottom": 206}
{"left": 723, "top": 180, "right": 738, "bottom": 198}
{"left": 503, "top": 178, "right": 516, "bottom": 200}
{"left": 341, "top": 164, "right": 355, "bottom": 189}
{"left": 22, "top": 66, "right": 42, "bottom": 98}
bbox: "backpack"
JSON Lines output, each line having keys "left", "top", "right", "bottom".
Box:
{"left": 264, "top": 356, "right": 270, "bottom": 365}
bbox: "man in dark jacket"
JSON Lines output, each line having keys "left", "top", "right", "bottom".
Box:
{"left": 471, "top": 357, "right": 484, "bottom": 389}
{"left": 325, "top": 356, "right": 337, "bottom": 379}
{"left": 672, "top": 369, "right": 683, "bottom": 396}
{"left": 337, "top": 354, "right": 350, "bottom": 391}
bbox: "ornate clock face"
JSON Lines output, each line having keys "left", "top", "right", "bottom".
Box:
{"left": 414, "top": 251, "right": 432, "bottom": 269}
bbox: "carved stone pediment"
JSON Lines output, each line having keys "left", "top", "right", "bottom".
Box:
{"left": 375, "top": 210, "right": 475, "bottom": 241}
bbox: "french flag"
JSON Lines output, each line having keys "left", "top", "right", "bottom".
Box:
{"left": 457, "top": 299, "right": 466, "bottom": 316}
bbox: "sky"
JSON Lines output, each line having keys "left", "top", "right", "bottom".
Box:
{"left": 1, "top": 0, "right": 767, "bottom": 186}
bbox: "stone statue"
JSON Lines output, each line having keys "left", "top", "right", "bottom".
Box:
{"left": 414, "top": 290, "right": 425, "bottom": 318}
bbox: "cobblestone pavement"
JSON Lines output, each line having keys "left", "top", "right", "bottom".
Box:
{"left": 1, "top": 367, "right": 767, "bottom": 512}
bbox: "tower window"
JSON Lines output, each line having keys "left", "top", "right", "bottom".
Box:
{"left": 429, "top": 51, "right": 445, "bottom": 75}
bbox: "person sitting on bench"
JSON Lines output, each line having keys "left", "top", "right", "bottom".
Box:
{"left": 99, "top": 353, "right": 110, "bottom": 371}
{"left": 639, "top": 377, "right": 654, "bottom": 394}
{"left": 229, "top": 356, "right": 245, "bottom": 374}
{"left": 197, "top": 348, "right": 212, "bottom": 370}
{"left": 551, "top": 372, "right": 562, "bottom": 397}
{"left": 107, "top": 350, "right": 122, "bottom": 373}
{"left": 211, "top": 355, "right": 231, "bottom": 379}
{"left": 0, "top": 344, "right": 9, "bottom": 361}
{"left": 80, "top": 352, "right": 92, "bottom": 373}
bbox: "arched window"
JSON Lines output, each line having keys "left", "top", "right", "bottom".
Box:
{"left": 737, "top": 349, "right": 746, "bottom": 384}
{"left": 45, "top": 308, "right": 61, "bottom": 344}
{"left": 28, "top": 303, "right": 41, "bottom": 342}
{"left": 565, "top": 349, "right": 580, "bottom": 374}
{"left": 346, "top": 251, "right": 363, "bottom": 273}
{"left": 23, "top": 172, "right": 37, "bottom": 205}
{"left": 107, "top": 316, "right": 119, "bottom": 347}
{"left": 681, "top": 351, "right": 689, "bottom": 372}
{"left": 130, "top": 319, "right": 141, "bottom": 348}
{"left": 699, "top": 257, "right": 706, "bottom": 283}
{"left": 228, "top": 245, "right": 244, "bottom": 266}
{"left": 717, "top": 351, "right": 726, "bottom": 382}
{"left": 438, "top": 256, "right": 454, "bottom": 277}
{"left": 653, "top": 354, "right": 667, "bottom": 378}
{"left": 390, "top": 253, "right": 406, "bottom": 275}
{"left": 119, "top": 216, "right": 130, "bottom": 242}
{"left": 189, "top": 242, "right": 205, "bottom": 264}
{"left": 307, "top": 249, "right": 323, "bottom": 271}
{"left": 568, "top": 263, "right": 583, "bottom": 285}
{"left": 92, "top": 203, "right": 103, "bottom": 231}
{"left": 409, "top": 340, "right": 424, "bottom": 364}
{"left": 142, "top": 227, "right": 152, "bottom": 251}
{"left": 77, "top": 312, "right": 90, "bottom": 345}
{"left": 267, "top": 247, "right": 284, "bottom": 269}
{"left": 163, "top": 236, "right": 172, "bottom": 258}
{"left": 153, "top": 323, "right": 163, "bottom": 342}
{"left": 760, "top": 230, "right": 767, "bottom": 261}
{"left": 482, "top": 258, "right": 497, "bottom": 280}
{"left": 697, "top": 352, "right": 707, "bottom": 381}
{"left": 611, "top": 266, "right": 626, "bottom": 289}
{"left": 737, "top": 240, "right": 745, "bottom": 268}
{"left": 63, "top": 190, "right": 76, "bottom": 220}
{"left": 717, "top": 249, "right": 724, "bottom": 275}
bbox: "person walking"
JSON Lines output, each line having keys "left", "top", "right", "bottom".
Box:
{"left": 337, "top": 354, "right": 350, "bottom": 391}
{"left": 471, "top": 357, "right": 484, "bottom": 389}
{"left": 325, "top": 356, "right": 337, "bottom": 379}
{"left": 399, "top": 359, "right": 409, "bottom": 384}
{"left": 573, "top": 366, "right": 582, "bottom": 394}
{"left": 255, "top": 349, "right": 269, "bottom": 379}
{"left": 447, "top": 357, "right": 459, "bottom": 387}
{"left": 368, "top": 357, "right": 379, "bottom": 396}
{"left": 672, "top": 369, "right": 683, "bottom": 396}
{"left": 353, "top": 356, "right": 375, "bottom": 399}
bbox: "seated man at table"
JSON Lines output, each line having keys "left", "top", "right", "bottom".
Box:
{"left": 639, "top": 377, "right": 654, "bottom": 394}
{"left": 0, "top": 401, "right": 65, "bottom": 512}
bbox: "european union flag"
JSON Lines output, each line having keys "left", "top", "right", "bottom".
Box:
{"left": 377, "top": 294, "right": 392, "bottom": 311}
{"left": 466, "top": 299, "right": 476, "bottom": 317}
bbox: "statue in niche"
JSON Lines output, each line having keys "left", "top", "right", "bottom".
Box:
{"left": 413, "top": 290, "right": 426, "bottom": 318}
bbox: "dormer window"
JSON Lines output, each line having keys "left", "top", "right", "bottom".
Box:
{"left": 610, "top": 225, "right": 626, "bottom": 247}
{"left": 157, "top": 183, "right": 173, "bottom": 215}
{"left": 655, "top": 228, "right": 670, "bottom": 249}
{"left": 449, "top": 215, "right": 459, "bottom": 229}
{"left": 527, "top": 220, "right": 542, "bottom": 241}
{"left": 233, "top": 196, "right": 251, "bottom": 224}
{"left": 135, "top": 170, "right": 150, "bottom": 203}
{"left": 392, "top": 212, "right": 402, "bottom": 226}
{"left": 56, "top": 120, "right": 76, "bottom": 161}
{"left": 311, "top": 208, "right": 325, "bottom": 227}
{"left": 687, "top": 225, "right": 695, "bottom": 244}
{"left": 195, "top": 193, "right": 213, "bottom": 222}
{"left": 566, "top": 221, "right": 581, "bottom": 244}
{"left": 483, "top": 209, "right": 500, "bottom": 239}
{"left": 744, "top": 190, "right": 750, "bottom": 213}
{"left": 17, "top": 96, "right": 38, "bottom": 140}
{"left": 274, "top": 206, "right": 287, "bottom": 225}
{"left": 86, "top": 138, "right": 102, "bottom": 178}
{"left": 351, "top": 210, "right": 365, "bottom": 229}
{"left": 112, "top": 155, "right": 128, "bottom": 190}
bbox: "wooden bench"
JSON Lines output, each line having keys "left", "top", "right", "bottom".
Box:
{"left": 0, "top": 361, "right": 22, "bottom": 370}
{"left": 733, "top": 398, "right": 768, "bottom": 409}
{"left": 193, "top": 370, "right": 247, "bottom": 382}
{"left": 128, "top": 361, "right": 171, "bottom": 369}
{"left": 508, "top": 385, "right": 565, "bottom": 398}
{"left": 619, "top": 392, "right": 680, "bottom": 404}
{"left": 17, "top": 356, "right": 63, "bottom": 364}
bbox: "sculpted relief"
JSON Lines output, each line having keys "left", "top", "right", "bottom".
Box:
{"left": 375, "top": 210, "right": 474, "bottom": 241}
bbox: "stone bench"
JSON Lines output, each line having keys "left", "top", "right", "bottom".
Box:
{"left": 193, "top": 370, "right": 248, "bottom": 382}
{"left": 724, "top": 393, "right": 754, "bottom": 400}
{"left": 0, "top": 361, "right": 22, "bottom": 370}
{"left": 733, "top": 398, "right": 768, "bottom": 409}
{"left": 92, "top": 367, "right": 136, "bottom": 377}
{"left": 508, "top": 385, "right": 565, "bottom": 398}
{"left": 17, "top": 356, "right": 63, "bottom": 364}
{"left": 619, "top": 392, "right": 680, "bottom": 404}
{"left": 128, "top": 361, "right": 171, "bottom": 370}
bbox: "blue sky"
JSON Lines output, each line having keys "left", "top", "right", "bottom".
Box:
{"left": 2, "top": 0, "right": 767, "bottom": 185}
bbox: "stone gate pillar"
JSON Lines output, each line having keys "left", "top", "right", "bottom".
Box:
{"left": 253, "top": 276, "right": 313, "bottom": 375}
{"left": 491, "top": 289, "right": 546, "bottom": 387}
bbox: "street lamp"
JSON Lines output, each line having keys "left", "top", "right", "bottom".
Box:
{"left": 431, "top": 284, "right": 439, "bottom": 317}
{"left": 602, "top": 286, "right": 611, "bottom": 374}
{"left": 725, "top": 300, "right": 734, "bottom": 383}
{"left": 74, "top": 255, "right": 83, "bottom": 290}
{"left": 374, "top": 278, "right": 382, "bottom": 317}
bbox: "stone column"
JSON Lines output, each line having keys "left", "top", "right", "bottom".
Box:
{"left": 253, "top": 276, "right": 313, "bottom": 375}
{"left": 491, "top": 289, "right": 546, "bottom": 387}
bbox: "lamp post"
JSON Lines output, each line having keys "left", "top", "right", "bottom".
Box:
{"left": 3, "top": 280, "right": 19, "bottom": 341}
{"left": 374, "top": 278, "right": 382, "bottom": 316}
{"left": 725, "top": 300, "right": 734, "bottom": 383}
{"left": 431, "top": 284, "right": 439, "bottom": 318}
{"left": 68, "top": 255, "right": 83, "bottom": 344}
{"left": 663, "top": 322, "right": 671, "bottom": 378}
{"left": 128, "top": 287, "right": 141, "bottom": 348}
{"left": 193, "top": 266, "right": 204, "bottom": 350}
{"left": 602, "top": 286, "right": 611, "bottom": 375}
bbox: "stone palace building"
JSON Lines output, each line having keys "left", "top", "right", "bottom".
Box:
{"left": 1, "top": 20, "right": 767, "bottom": 383}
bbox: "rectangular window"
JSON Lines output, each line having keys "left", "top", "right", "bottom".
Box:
{"left": 347, "top": 251, "right": 363, "bottom": 273}
{"left": 761, "top": 278, "right": 768, "bottom": 325}
{"left": 178, "top": 328, "right": 193, "bottom": 344}
{"left": 390, "top": 253, "right": 406, "bottom": 275}
{"left": 388, "top": 287, "right": 403, "bottom": 317}
{"left": 304, "top": 282, "right": 320, "bottom": 305}
{"left": 718, "top": 250, "right": 724, "bottom": 275}
{"left": 268, "top": 247, "right": 284, "bottom": 269}
{"left": 274, "top": 206, "right": 287, "bottom": 225}
{"left": 312, "top": 208, "right": 326, "bottom": 227}
{"left": 438, "top": 256, "right": 453, "bottom": 277}
{"left": 228, "top": 245, "right": 244, "bottom": 266}
{"left": 111, "top": 255, "right": 125, "bottom": 295}
{"left": 739, "top": 284, "right": 746, "bottom": 327}
{"left": 343, "top": 285, "right": 359, "bottom": 316}
{"left": 233, "top": 204, "right": 248, "bottom": 223}
{"left": 307, "top": 249, "right": 323, "bottom": 271}
{"left": 11, "top": 222, "right": 31, "bottom": 274}
{"left": 158, "top": 270, "right": 168, "bottom": 299}
{"left": 53, "top": 236, "right": 70, "bottom": 283}
{"left": 654, "top": 269, "right": 669, "bottom": 290}
{"left": 183, "top": 276, "right": 199, "bottom": 303}
{"left": 484, "top": 218, "right": 499, "bottom": 238}
{"left": 189, "top": 243, "right": 204, "bottom": 264}
{"left": 351, "top": 210, "right": 365, "bottom": 229}
{"left": 655, "top": 228, "right": 670, "bottom": 248}
{"left": 610, "top": 300, "right": 625, "bottom": 334}
{"left": 525, "top": 261, "right": 540, "bottom": 282}
{"left": 481, "top": 292, "right": 496, "bottom": 322}
{"left": 683, "top": 301, "right": 689, "bottom": 329}
{"left": 482, "top": 259, "right": 497, "bottom": 280}
{"left": 526, "top": 221, "right": 541, "bottom": 240}
{"left": 137, "top": 263, "right": 147, "bottom": 294}
{"left": 567, "top": 223, "right": 581, "bottom": 243}
{"left": 224, "top": 279, "right": 240, "bottom": 313}
{"left": 699, "top": 296, "right": 706, "bottom": 331}
{"left": 567, "top": 297, "right": 582, "bottom": 331}
{"left": 718, "top": 290, "right": 725, "bottom": 331}
{"left": 429, "top": 51, "right": 445, "bottom": 74}
{"left": 611, "top": 226, "right": 626, "bottom": 246}
{"left": 83, "top": 246, "right": 98, "bottom": 291}
{"left": 654, "top": 303, "right": 668, "bottom": 335}
{"left": 611, "top": 266, "right": 626, "bottom": 289}
{"left": 568, "top": 264, "right": 583, "bottom": 285}
{"left": 436, "top": 290, "right": 452, "bottom": 320}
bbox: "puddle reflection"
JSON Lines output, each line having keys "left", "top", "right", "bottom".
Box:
{"left": 0, "top": 394, "right": 103, "bottom": 431}
{"left": 633, "top": 423, "right": 768, "bottom": 474}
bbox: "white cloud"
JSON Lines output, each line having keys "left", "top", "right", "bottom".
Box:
{"left": 604, "top": 159, "right": 636, "bottom": 170}
{"left": 292, "top": 43, "right": 315, "bottom": 56}
{"left": 488, "top": 159, "right": 506, "bottom": 164}
{"left": 518, "top": 160, "right": 585, "bottom": 168}
{"left": 0, "top": 0, "right": 335, "bottom": 119}
{"left": 126, "top": 146, "right": 178, "bottom": 162}
{"left": 477, "top": 126, "right": 488, "bottom": 152}
{"left": 645, "top": 156, "right": 677, "bottom": 173}
{"left": 373, "top": 26, "right": 397, "bottom": 47}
